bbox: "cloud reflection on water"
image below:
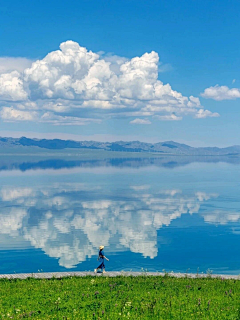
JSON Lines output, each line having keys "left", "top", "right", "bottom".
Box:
{"left": 0, "top": 183, "right": 238, "bottom": 268}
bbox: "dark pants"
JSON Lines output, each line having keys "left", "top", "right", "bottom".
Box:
{"left": 97, "top": 261, "right": 105, "bottom": 270}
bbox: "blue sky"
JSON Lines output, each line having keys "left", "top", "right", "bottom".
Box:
{"left": 0, "top": 0, "right": 240, "bottom": 146}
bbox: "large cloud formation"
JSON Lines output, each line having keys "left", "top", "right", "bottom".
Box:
{"left": 0, "top": 41, "right": 219, "bottom": 125}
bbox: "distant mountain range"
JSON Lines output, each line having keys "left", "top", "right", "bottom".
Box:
{"left": 0, "top": 136, "right": 240, "bottom": 156}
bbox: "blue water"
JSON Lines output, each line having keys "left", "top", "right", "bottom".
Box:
{"left": 0, "top": 157, "right": 240, "bottom": 275}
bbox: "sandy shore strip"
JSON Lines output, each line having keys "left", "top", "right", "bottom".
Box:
{"left": 0, "top": 271, "right": 239, "bottom": 280}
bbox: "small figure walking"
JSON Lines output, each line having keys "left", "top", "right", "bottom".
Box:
{"left": 94, "top": 246, "right": 109, "bottom": 274}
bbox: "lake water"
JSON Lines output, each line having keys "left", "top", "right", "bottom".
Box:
{"left": 0, "top": 155, "right": 240, "bottom": 275}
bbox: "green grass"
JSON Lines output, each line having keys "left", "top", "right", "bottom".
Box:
{"left": 0, "top": 275, "right": 240, "bottom": 319}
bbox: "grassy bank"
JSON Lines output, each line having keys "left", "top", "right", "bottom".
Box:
{"left": 0, "top": 275, "right": 239, "bottom": 319}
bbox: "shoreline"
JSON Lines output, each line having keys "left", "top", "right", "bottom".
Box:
{"left": 0, "top": 271, "right": 239, "bottom": 280}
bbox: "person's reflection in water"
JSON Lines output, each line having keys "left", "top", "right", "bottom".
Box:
{"left": 94, "top": 246, "right": 109, "bottom": 274}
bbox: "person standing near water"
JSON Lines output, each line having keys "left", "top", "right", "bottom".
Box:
{"left": 94, "top": 246, "right": 109, "bottom": 273}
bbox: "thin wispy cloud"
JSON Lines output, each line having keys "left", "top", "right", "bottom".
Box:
{"left": 130, "top": 118, "right": 151, "bottom": 125}
{"left": 0, "top": 57, "right": 33, "bottom": 74}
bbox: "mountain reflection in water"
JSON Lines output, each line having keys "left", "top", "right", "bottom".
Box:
{"left": 0, "top": 155, "right": 239, "bottom": 171}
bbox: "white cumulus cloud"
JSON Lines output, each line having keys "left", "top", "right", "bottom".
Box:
{"left": 0, "top": 41, "right": 218, "bottom": 124}
{"left": 1, "top": 106, "right": 38, "bottom": 121}
{"left": 194, "top": 109, "right": 219, "bottom": 119}
{"left": 0, "top": 71, "right": 28, "bottom": 101}
{"left": 201, "top": 85, "right": 240, "bottom": 101}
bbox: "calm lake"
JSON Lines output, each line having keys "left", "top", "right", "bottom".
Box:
{"left": 0, "top": 154, "right": 240, "bottom": 275}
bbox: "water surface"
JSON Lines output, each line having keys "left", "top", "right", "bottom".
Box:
{"left": 0, "top": 155, "right": 240, "bottom": 275}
